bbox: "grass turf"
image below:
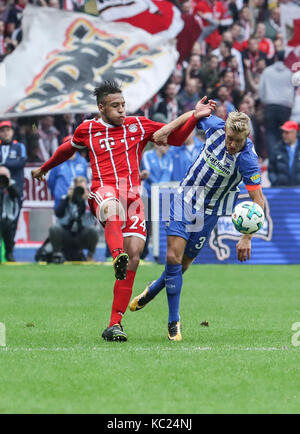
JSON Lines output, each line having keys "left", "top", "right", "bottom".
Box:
{"left": 0, "top": 263, "right": 299, "bottom": 414}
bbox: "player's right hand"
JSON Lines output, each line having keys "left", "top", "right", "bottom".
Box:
{"left": 194, "top": 96, "right": 216, "bottom": 119}
{"left": 31, "top": 168, "right": 47, "bottom": 180}
{"left": 236, "top": 236, "right": 252, "bottom": 262}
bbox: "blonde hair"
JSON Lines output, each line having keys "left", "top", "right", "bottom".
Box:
{"left": 225, "top": 111, "right": 251, "bottom": 136}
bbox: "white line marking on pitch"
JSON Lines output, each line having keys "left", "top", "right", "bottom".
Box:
{"left": 0, "top": 346, "right": 293, "bottom": 352}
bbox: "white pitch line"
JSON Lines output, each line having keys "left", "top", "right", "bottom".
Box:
{"left": 0, "top": 346, "right": 293, "bottom": 352}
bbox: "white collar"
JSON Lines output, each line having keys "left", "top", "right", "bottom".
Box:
{"left": 97, "top": 118, "right": 119, "bottom": 128}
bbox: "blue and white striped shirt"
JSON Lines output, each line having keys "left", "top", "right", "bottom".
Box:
{"left": 177, "top": 115, "right": 261, "bottom": 216}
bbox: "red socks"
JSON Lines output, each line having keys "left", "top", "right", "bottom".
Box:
{"left": 105, "top": 215, "right": 135, "bottom": 326}
{"left": 109, "top": 270, "right": 136, "bottom": 327}
{"left": 105, "top": 215, "right": 124, "bottom": 259}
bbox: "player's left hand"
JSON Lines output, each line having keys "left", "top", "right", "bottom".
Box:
{"left": 236, "top": 236, "right": 252, "bottom": 262}
{"left": 194, "top": 96, "right": 216, "bottom": 119}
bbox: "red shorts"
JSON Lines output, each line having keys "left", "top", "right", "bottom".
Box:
{"left": 88, "top": 186, "right": 146, "bottom": 241}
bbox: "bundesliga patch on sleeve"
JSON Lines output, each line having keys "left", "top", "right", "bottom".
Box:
{"left": 250, "top": 173, "right": 261, "bottom": 184}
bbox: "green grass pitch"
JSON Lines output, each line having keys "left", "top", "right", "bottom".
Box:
{"left": 0, "top": 263, "right": 300, "bottom": 414}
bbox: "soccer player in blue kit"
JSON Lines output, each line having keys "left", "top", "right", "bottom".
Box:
{"left": 130, "top": 111, "right": 265, "bottom": 341}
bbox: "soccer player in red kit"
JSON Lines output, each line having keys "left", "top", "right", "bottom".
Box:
{"left": 32, "top": 80, "right": 215, "bottom": 342}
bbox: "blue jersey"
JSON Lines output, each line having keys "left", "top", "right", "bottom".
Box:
{"left": 178, "top": 115, "right": 261, "bottom": 216}
{"left": 141, "top": 149, "right": 173, "bottom": 197}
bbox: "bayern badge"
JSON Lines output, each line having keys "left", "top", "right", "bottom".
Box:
{"left": 128, "top": 123, "right": 138, "bottom": 133}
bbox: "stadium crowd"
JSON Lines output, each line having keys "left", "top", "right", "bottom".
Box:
{"left": 0, "top": 0, "right": 299, "bottom": 262}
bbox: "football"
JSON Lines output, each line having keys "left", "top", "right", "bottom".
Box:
{"left": 232, "top": 201, "right": 265, "bottom": 234}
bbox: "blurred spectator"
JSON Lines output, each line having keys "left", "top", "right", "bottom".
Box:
{"left": 226, "top": 0, "right": 239, "bottom": 24}
{"left": 6, "top": 0, "right": 27, "bottom": 37}
{"left": 140, "top": 138, "right": 173, "bottom": 260}
{"left": 274, "top": 32, "right": 285, "bottom": 53}
{"left": 177, "top": 78, "right": 200, "bottom": 112}
{"left": 214, "top": 103, "right": 227, "bottom": 120}
{"left": 241, "top": 93, "right": 256, "bottom": 117}
{"left": 176, "top": 0, "right": 202, "bottom": 63}
{"left": 252, "top": 101, "right": 267, "bottom": 159}
{"left": 243, "top": 56, "right": 267, "bottom": 97}
{"left": 213, "top": 40, "right": 232, "bottom": 68}
{"left": 258, "top": 51, "right": 295, "bottom": 156}
{"left": 14, "top": 118, "right": 42, "bottom": 163}
{"left": 264, "top": 7, "right": 281, "bottom": 40}
{"left": 49, "top": 176, "right": 99, "bottom": 263}
{"left": 190, "top": 41, "right": 202, "bottom": 57}
{"left": 0, "top": 1, "right": 7, "bottom": 22}
{"left": 226, "top": 54, "right": 245, "bottom": 91}
{"left": 48, "top": 136, "right": 88, "bottom": 209}
{"left": 239, "top": 5, "right": 255, "bottom": 41}
{"left": 184, "top": 54, "right": 202, "bottom": 82}
{"left": 0, "top": 165, "right": 20, "bottom": 262}
{"left": 38, "top": 115, "right": 59, "bottom": 161}
{"left": 218, "top": 69, "right": 243, "bottom": 107}
{"left": 242, "top": 36, "right": 267, "bottom": 73}
{"left": 268, "top": 121, "right": 300, "bottom": 186}
{"left": 251, "top": 0, "right": 268, "bottom": 23}
{"left": 170, "top": 130, "right": 204, "bottom": 181}
{"left": 169, "top": 67, "right": 184, "bottom": 93}
{"left": 155, "top": 82, "right": 183, "bottom": 122}
{"left": 214, "top": 84, "right": 236, "bottom": 115}
{"left": 54, "top": 114, "right": 76, "bottom": 144}
{"left": 199, "top": 54, "right": 219, "bottom": 95}
{"left": 254, "top": 22, "right": 275, "bottom": 60}
{"left": 0, "top": 18, "right": 6, "bottom": 59}
{"left": 230, "top": 22, "right": 244, "bottom": 51}
{"left": 194, "top": 0, "right": 233, "bottom": 50}
{"left": 0, "top": 120, "right": 26, "bottom": 198}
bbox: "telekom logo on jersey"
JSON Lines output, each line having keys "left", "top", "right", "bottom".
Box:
{"left": 99, "top": 137, "right": 116, "bottom": 151}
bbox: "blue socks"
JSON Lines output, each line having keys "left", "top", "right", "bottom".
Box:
{"left": 148, "top": 264, "right": 183, "bottom": 322}
{"left": 148, "top": 270, "right": 166, "bottom": 299}
{"left": 165, "top": 264, "right": 182, "bottom": 323}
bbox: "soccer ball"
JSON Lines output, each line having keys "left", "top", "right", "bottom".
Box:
{"left": 232, "top": 201, "right": 265, "bottom": 234}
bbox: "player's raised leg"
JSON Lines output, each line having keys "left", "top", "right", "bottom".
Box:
{"left": 129, "top": 251, "right": 196, "bottom": 313}
{"left": 104, "top": 202, "right": 129, "bottom": 280}
{"left": 131, "top": 234, "right": 186, "bottom": 340}
{"left": 103, "top": 235, "right": 145, "bottom": 341}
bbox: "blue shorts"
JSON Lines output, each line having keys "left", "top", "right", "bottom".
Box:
{"left": 165, "top": 194, "right": 219, "bottom": 259}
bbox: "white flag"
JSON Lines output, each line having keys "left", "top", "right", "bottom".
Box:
{"left": 0, "top": 4, "right": 179, "bottom": 117}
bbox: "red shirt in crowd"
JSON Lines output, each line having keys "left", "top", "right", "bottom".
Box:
{"left": 194, "top": 0, "right": 233, "bottom": 49}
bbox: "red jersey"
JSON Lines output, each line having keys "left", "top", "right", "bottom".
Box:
{"left": 71, "top": 116, "right": 164, "bottom": 193}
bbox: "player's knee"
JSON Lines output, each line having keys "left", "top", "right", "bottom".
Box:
{"left": 102, "top": 200, "right": 121, "bottom": 221}
{"left": 128, "top": 252, "right": 140, "bottom": 270}
{"left": 166, "top": 250, "right": 182, "bottom": 265}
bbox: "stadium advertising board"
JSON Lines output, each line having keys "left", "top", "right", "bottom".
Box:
{"left": 156, "top": 186, "right": 300, "bottom": 265}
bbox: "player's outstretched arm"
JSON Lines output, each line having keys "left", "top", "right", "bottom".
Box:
{"left": 236, "top": 188, "right": 265, "bottom": 262}
{"left": 153, "top": 96, "right": 216, "bottom": 146}
{"left": 31, "top": 140, "right": 76, "bottom": 180}
{"left": 152, "top": 110, "right": 194, "bottom": 145}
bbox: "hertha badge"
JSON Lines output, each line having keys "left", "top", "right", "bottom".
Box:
{"left": 128, "top": 124, "right": 138, "bottom": 133}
